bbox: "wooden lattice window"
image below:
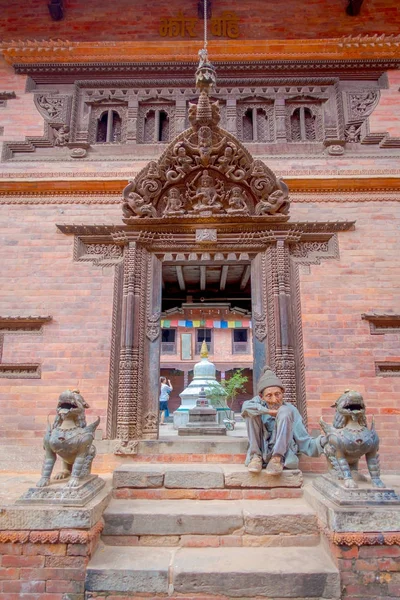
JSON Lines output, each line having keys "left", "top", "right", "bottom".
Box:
{"left": 96, "top": 109, "right": 122, "bottom": 143}
{"left": 143, "top": 109, "right": 171, "bottom": 143}
{"left": 290, "top": 107, "right": 316, "bottom": 142}
{"left": 241, "top": 107, "right": 270, "bottom": 142}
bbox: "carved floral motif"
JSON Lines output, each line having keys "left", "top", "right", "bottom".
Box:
{"left": 146, "top": 312, "right": 161, "bottom": 342}
{"left": 34, "top": 94, "right": 67, "bottom": 123}
{"left": 86, "top": 244, "right": 123, "bottom": 259}
{"left": 114, "top": 439, "right": 139, "bottom": 455}
{"left": 253, "top": 311, "right": 268, "bottom": 342}
{"left": 348, "top": 90, "right": 379, "bottom": 120}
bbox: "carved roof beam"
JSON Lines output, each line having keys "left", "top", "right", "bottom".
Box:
{"left": 240, "top": 265, "right": 251, "bottom": 290}
{"left": 219, "top": 265, "right": 229, "bottom": 291}
{"left": 176, "top": 265, "right": 186, "bottom": 291}
{"left": 200, "top": 265, "right": 207, "bottom": 291}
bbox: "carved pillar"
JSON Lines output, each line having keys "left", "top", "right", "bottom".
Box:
{"left": 275, "top": 98, "right": 287, "bottom": 142}
{"left": 251, "top": 252, "right": 269, "bottom": 391}
{"left": 175, "top": 98, "right": 187, "bottom": 134}
{"left": 251, "top": 243, "right": 296, "bottom": 406}
{"left": 116, "top": 242, "right": 148, "bottom": 442}
{"left": 142, "top": 253, "right": 162, "bottom": 439}
{"left": 274, "top": 239, "right": 296, "bottom": 405}
{"left": 226, "top": 97, "right": 237, "bottom": 136}
{"left": 127, "top": 97, "right": 139, "bottom": 143}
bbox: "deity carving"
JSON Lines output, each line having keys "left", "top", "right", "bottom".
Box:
{"left": 226, "top": 187, "right": 249, "bottom": 215}
{"left": 345, "top": 125, "right": 361, "bottom": 143}
{"left": 163, "top": 188, "right": 185, "bottom": 216}
{"left": 166, "top": 144, "right": 195, "bottom": 182}
{"left": 187, "top": 170, "right": 225, "bottom": 215}
{"left": 53, "top": 125, "right": 70, "bottom": 147}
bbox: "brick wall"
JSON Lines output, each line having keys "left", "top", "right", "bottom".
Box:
{"left": 0, "top": 520, "right": 103, "bottom": 600}
{"left": 0, "top": 0, "right": 399, "bottom": 42}
{"left": 369, "top": 71, "right": 400, "bottom": 138}
{"left": 291, "top": 200, "right": 400, "bottom": 474}
{"left": 0, "top": 203, "right": 120, "bottom": 467}
{"left": 328, "top": 541, "right": 400, "bottom": 600}
{"left": 0, "top": 199, "right": 399, "bottom": 473}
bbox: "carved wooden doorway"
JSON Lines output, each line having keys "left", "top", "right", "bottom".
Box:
{"left": 88, "top": 220, "right": 351, "bottom": 451}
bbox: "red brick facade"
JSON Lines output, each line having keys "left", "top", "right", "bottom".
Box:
{"left": 1, "top": 0, "right": 400, "bottom": 42}
{"left": 0, "top": 0, "right": 400, "bottom": 475}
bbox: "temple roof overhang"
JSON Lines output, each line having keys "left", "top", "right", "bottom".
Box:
{"left": 2, "top": 37, "right": 400, "bottom": 68}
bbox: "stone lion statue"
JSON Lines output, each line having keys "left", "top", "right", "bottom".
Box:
{"left": 320, "top": 389, "right": 385, "bottom": 489}
{"left": 36, "top": 390, "right": 100, "bottom": 489}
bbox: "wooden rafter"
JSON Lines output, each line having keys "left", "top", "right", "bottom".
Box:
{"left": 220, "top": 265, "right": 229, "bottom": 291}
{"left": 176, "top": 266, "right": 186, "bottom": 291}
{"left": 200, "top": 266, "right": 207, "bottom": 291}
{"left": 240, "top": 265, "right": 251, "bottom": 290}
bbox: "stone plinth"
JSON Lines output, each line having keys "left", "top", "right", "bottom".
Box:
{"left": 313, "top": 473, "right": 400, "bottom": 507}
{"left": 178, "top": 388, "right": 226, "bottom": 436}
{"left": 17, "top": 474, "right": 106, "bottom": 506}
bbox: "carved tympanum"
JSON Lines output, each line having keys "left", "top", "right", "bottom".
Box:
{"left": 122, "top": 52, "right": 290, "bottom": 222}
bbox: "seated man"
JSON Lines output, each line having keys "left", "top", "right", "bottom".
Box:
{"left": 241, "top": 366, "right": 326, "bottom": 474}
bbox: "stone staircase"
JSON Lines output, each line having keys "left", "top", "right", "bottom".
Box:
{"left": 85, "top": 462, "right": 341, "bottom": 599}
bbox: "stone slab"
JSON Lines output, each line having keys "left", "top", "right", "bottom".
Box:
{"left": 172, "top": 545, "right": 340, "bottom": 598}
{"left": 16, "top": 474, "right": 105, "bottom": 506}
{"left": 178, "top": 425, "right": 227, "bottom": 436}
{"left": 305, "top": 482, "right": 400, "bottom": 533}
{"left": 242, "top": 498, "right": 318, "bottom": 535}
{"left": 223, "top": 465, "right": 303, "bottom": 488}
{"left": 113, "top": 465, "right": 164, "bottom": 489}
{"left": 164, "top": 465, "right": 224, "bottom": 489}
{"left": 313, "top": 473, "right": 400, "bottom": 506}
{"left": 137, "top": 438, "right": 247, "bottom": 454}
{"left": 86, "top": 542, "right": 171, "bottom": 593}
{"left": 103, "top": 498, "right": 243, "bottom": 536}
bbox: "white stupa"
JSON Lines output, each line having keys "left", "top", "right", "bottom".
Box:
{"left": 173, "top": 341, "right": 228, "bottom": 428}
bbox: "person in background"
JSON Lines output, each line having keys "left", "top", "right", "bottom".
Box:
{"left": 159, "top": 376, "right": 173, "bottom": 426}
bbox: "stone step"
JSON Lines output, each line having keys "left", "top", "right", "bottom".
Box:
{"left": 113, "top": 463, "right": 303, "bottom": 501}
{"left": 137, "top": 437, "right": 248, "bottom": 455}
{"left": 102, "top": 497, "right": 319, "bottom": 542}
{"left": 86, "top": 542, "right": 340, "bottom": 598}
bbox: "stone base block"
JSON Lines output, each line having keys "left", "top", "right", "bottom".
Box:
{"left": 224, "top": 466, "right": 303, "bottom": 488}
{"left": 17, "top": 474, "right": 106, "bottom": 506}
{"left": 313, "top": 473, "right": 400, "bottom": 506}
{"left": 178, "top": 425, "right": 227, "bottom": 436}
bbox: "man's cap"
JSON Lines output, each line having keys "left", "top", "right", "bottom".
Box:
{"left": 257, "top": 366, "right": 284, "bottom": 395}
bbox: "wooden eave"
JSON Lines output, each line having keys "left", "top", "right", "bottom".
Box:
{"left": 1, "top": 176, "right": 400, "bottom": 196}
{"left": 2, "top": 37, "right": 400, "bottom": 65}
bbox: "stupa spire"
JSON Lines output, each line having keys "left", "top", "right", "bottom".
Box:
{"left": 200, "top": 339, "right": 209, "bottom": 358}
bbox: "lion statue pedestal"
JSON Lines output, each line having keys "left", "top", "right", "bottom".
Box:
{"left": 314, "top": 389, "right": 400, "bottom": 506}
{"left": 18, "top": 390, "right": 105, "bottom": 507}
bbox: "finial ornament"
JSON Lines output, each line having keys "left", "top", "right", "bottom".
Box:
{"left": 200, "top": 339, "right": 209, "bottom": 358}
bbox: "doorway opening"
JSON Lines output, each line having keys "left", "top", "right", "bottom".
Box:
{"left": 159, "top": 258, "right": 254, "bottom": 434}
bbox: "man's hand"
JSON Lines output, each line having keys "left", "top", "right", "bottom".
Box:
{"left": 267, "top": 409, "right": 279, "bottom": 417}
{"left": 320, "top": 435, "right": 328, "bottom": 448}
